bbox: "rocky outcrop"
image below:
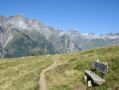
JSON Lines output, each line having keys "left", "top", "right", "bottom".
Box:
{"left": 0, "top": 26, "right": 13, "bottom": 58}
{"left": 49, "top": 34, "right": 80, "bottom": 53}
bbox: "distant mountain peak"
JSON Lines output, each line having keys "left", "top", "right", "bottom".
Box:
{"left": 15, "top": 13, "right": 23, "bottom": 17}
{"left": 0, "top": 15, "right": 7, "bottom": 21}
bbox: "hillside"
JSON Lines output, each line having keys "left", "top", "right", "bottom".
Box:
{"left": 0, "top": 55, "right": 53, "bottom": 90}
{"left": 46, "top": 45, "right": 119, "bottom": 90}
{"left": 0, "top": 14, "right": 119, "bottom": 58}
{"left": 0, "top": 45, "right": 119, "bottom": 90}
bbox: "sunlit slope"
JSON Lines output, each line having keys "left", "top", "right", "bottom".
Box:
{"left": 0, "top": 45, "right": 119, "bottom": 90}
{"left": 46, "top": 45, "right": 119, "bottom": 90}
{"left": 0, "top": 56, "right": 53, "bottom": 90}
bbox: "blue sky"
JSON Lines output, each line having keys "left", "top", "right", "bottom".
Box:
{"left": 0, "top": 0, "right": 119, "bottom": 35}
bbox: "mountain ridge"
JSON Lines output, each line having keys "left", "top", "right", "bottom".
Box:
{"left": 0, "top": 14, "right": 119, "bottom": 58}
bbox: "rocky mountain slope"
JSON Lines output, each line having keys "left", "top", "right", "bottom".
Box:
{"left": 0, "top": 14, "right": 119, "bottom": 58}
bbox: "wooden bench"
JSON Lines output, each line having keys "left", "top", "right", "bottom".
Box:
{"left": 84, "top": 59, "right": 108, "bottom": 86}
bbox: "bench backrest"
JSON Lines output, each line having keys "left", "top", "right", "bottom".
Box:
{"left": 93, "top": 61, "right": 107, "bottom": 74}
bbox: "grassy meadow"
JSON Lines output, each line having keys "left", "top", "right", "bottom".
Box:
{"left": 0, "top": 45, "right": 119, "bottom": 90}
{"left": 46, "top": 45, "right": 119, "bottom": 90}
{"left": 0, "top": 55, "right": 53, "bottom": 90}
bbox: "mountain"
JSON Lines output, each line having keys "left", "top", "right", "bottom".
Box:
{"left": 0, "top": 14, "right": 57, "bottom": 58}
{"left": 0, "top": 14, "right": 119, "bottom": 58}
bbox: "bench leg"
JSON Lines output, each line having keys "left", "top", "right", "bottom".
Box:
{"left": 88, "top": 80, "right": 92, "bottom": 87}
{"left": 100, "top": 73, "right": 104, "bottom": 78}
{"left": 84, "top": 75, "right": 87, "bottom": 80}
{"left": 93, "top": 69, "right": 96, "bottom": 74}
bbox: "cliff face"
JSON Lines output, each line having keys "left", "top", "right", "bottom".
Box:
{"left": 0, "top": 14, "right": 119, "bottom": 58}
{"left": 0, "top": 27, "right": 13, "bottom": 48}
{"left": 48, "top": 34, "right": 80, "bottom": 53}
{"left": 0, "top": 15, "right": 13, "bottom": 58}
{"left": 0, "top": 26, "right": 13, "bottom": 58}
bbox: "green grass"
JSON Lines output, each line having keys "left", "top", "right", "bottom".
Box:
{"left": 1, "top": 45, "right": 119, "bottom": 90}
{"left": 46, "top": 45, "right": 119, "bottom": 90}
{"left": 0, "top": 55, "right": 53, "bottom": 90}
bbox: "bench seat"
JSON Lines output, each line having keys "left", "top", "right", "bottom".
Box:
{"left": 85, "top": 70, "right": 105, "bottom": 85}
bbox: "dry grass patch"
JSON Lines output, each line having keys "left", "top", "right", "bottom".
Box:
{"left": 0, "top": 55, "right": 53, "bottom": 90}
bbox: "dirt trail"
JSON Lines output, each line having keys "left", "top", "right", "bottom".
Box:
{"left": 39, "top": 61, "right": 57, "bottom": 90}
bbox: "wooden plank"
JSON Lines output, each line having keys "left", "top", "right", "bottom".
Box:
{"left": 93, "top": 61, "right": 107, "bottom": 74}
{"left": 85, "top": 70, "right": 105, "bottom": 85}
